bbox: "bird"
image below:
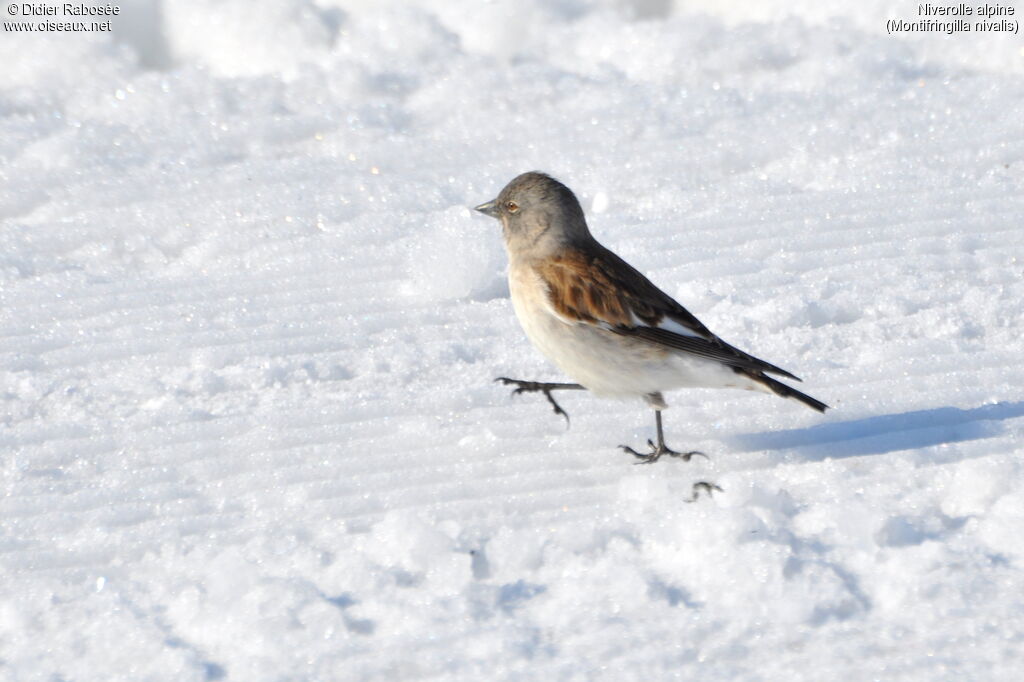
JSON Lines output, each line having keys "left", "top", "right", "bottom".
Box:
{"left": 474, "top": 171, "right": 827, "bottom": 464}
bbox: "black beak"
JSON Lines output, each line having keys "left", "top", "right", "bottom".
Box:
{"left": 473, "top": 199, "right": 500, "bottom": 218}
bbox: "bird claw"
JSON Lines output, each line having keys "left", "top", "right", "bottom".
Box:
{"left": 495, "top": 377, "right": 571, "bottom": 425}
{"left": 620, "top": 441, "right": 705, "bottom": 464}
{"left": 685, "top": 481, "right": 724, "bottom": 503}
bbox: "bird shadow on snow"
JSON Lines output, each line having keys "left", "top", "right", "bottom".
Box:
{"left": 731, "top": 401, "right": 1024, "bottom": 461}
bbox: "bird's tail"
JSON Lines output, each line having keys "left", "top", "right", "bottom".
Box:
{"left": 742, "top": 370, "right": 829, "bottom": 413}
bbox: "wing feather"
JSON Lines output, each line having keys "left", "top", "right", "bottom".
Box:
{"left": 536, "top": 245, "right": 801, "bottom": 381}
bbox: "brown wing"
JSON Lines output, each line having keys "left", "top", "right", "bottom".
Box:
{"left": 536, "top": 244, "right": 801, "bottom": 381}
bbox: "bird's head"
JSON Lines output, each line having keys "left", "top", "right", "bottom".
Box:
{"left": 474, "top": 172, "right": 592, "bottom": 258}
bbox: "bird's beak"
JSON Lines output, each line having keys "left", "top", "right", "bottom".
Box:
{"left": 473, "top": 199, "right": 500, "bottom": 219}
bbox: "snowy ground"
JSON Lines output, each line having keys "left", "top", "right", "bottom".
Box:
{"left": 3, "top": 1, "right": 1024, "bottom": 679}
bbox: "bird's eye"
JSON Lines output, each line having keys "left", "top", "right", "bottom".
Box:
{"left": 505, "top": 201, "right": 519, "bottom": 213}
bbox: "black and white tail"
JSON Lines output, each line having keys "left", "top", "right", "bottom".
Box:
{"left": 738, "top": 368, "right": 829, "bottom": 413}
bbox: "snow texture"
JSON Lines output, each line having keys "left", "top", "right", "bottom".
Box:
{"left": 3, "top": 1, "right": 1024, "bottom": 680}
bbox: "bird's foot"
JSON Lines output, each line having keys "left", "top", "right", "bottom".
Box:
{"left": 685, "top": 481, "right": 724, "bottom": 503}
{"left": 495, "top": 377, "right": 575, "bottom": 424}
{"left": 620, "top": 439, "right": 706, "bottom": 464}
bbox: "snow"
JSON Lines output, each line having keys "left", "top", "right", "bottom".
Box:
{"left": 3, "top": 0, "right": 1024, "bottom": 679}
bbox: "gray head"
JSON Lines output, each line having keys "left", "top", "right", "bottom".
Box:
{"left": 474, "top": 172, "right": 593, "bottom": 257}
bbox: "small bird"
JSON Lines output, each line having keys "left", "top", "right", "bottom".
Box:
{"left": 474, "top": 172, "right": 827, "bottom": 463}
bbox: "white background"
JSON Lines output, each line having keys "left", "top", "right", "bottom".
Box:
{"left": 3, "top": 1, "right": 1023, "bottom": 679}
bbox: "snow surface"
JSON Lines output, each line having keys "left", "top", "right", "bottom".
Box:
{"left": 3, "top": 1, "right": 1024, "bottom": 679}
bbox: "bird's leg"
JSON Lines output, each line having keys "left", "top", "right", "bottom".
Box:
{"left": 495, "top": 377, "right": 585, "bottom": 424}
{"left": 621, "top": 410, "right": 706, "bottom": 464}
